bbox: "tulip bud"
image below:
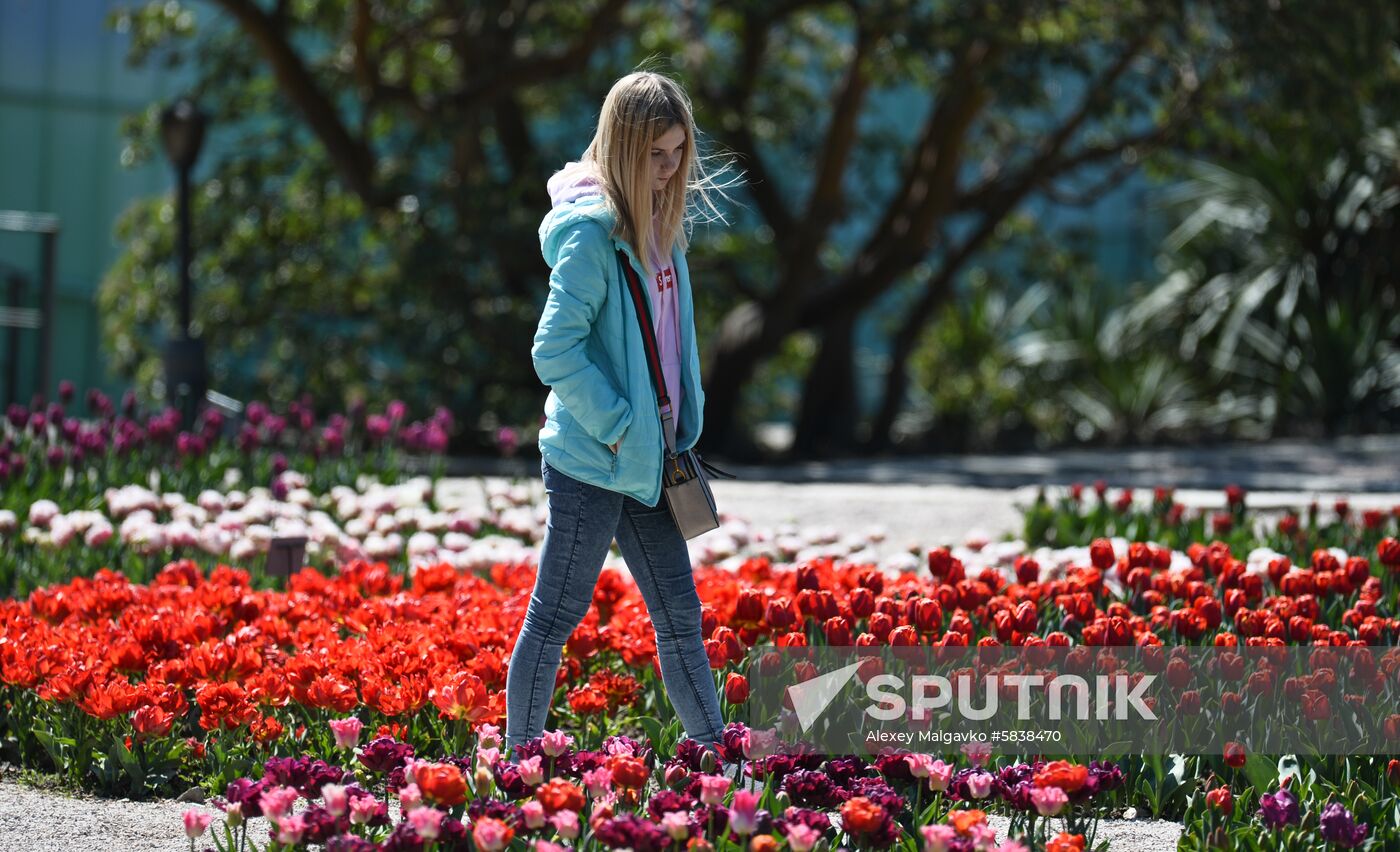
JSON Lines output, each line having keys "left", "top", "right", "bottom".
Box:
{"left": 665, "top": 764, "right": 690, "bottom": 789}
{"left": 474, "top": 767, "right": 495, "bottom": 796}
{"left": 700, "top": 748, "right": 717, "bottom": 773}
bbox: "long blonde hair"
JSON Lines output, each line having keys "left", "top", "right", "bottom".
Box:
{"left": 581, "top": 70, "right": 736, "bottom": 269}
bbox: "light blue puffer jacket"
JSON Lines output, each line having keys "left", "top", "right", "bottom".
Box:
{"left": 533, "top": 193, "right": 703, "bottom": 508}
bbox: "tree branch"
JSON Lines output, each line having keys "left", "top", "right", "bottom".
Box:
{"left": 797, "top": 38, "right": 995, "bottom": 325}
{"left": 454, "top": 0, "right": 628, "bottom": 105}
{"left": 700, "top": 13, "right": 796, "bottom": 245}
{"left": 212, "top": 0, "right": 384, "bottom": 206}
{"left": 788, "top": 21, "right": 874, "bottom": 278}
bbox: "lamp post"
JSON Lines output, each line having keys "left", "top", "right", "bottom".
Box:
{"left": 159, "top": 96, "right": 208, "bottom": 430}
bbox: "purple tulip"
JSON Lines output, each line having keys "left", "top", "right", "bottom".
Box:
{"left": 1319, "top": 802, "right": 1368, "bottom": 848}
{"left": 1258, "top": 788, "right": 1299, "bottom": 828}
{"left": 386, "top": 400, "right": 406, "bottom": 422}
{"left": 246, "top": 401, "right": 268, "bottom": 426}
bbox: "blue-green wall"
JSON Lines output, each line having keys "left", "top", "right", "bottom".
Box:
{"left": 0, "top": 0, "right": 182, "bottom": 408}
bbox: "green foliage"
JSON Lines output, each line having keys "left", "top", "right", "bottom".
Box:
{"left": 101, "top": 0, "right": 636, "bottom": 437}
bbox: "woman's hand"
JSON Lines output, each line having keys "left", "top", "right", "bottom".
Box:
{"left": 609, "top": 435, "right": 622, "bottom": 454}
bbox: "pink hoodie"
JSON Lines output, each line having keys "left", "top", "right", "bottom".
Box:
{"left": 546, "top": 161, "right": 684, "bottom": 418}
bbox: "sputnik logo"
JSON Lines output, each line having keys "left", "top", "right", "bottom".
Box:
{"left": 786, "top": 660, "right": 866, "bottom": 733}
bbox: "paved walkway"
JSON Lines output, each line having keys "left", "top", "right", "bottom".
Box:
{"left": 438, "top": 434, "right": 1400, "bottom": 492}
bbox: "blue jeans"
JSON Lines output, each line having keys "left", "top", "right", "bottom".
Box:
{"left": 504, "top": 456, "right": 725, "bottom": 761}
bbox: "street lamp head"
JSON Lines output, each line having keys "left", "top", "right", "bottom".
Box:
{"left": 159, "top": 97, "right": 207, "bottom": 172}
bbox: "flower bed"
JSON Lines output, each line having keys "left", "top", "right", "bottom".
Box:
{"left": 2, "top": 394, "right": 1399, "bottom": 850}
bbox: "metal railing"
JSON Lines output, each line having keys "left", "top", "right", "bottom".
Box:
{"left": 0, "top": 210, "right": 59, "bottom": 407}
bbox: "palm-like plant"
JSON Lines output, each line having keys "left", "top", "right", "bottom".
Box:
{"left": 1147, "top": 128, "right": 1400, "bottom": 436}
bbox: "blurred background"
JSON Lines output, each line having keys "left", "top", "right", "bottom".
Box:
{"left": 1, "top": 0, "right": 1397, "bottom": 463}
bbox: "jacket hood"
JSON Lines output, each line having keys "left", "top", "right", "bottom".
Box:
{"left": 540, "top": 160, "right": 617, "bottom": 267}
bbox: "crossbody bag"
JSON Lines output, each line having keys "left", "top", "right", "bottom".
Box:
{"left": 615, "top": 248, "right": 736, "bottom": 539}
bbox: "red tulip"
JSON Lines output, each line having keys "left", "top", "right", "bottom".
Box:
{"left": 724, "top": 672, "right": 749, "bottom": 704}
{"left": 1205, "top": 786, "right": 1233, "bottom": 815}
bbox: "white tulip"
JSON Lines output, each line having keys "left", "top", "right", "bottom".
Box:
{"left": 27, "top": 499, "right": 60, "bottom": 528}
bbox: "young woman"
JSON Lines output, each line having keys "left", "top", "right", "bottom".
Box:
{"left": 505, "top": 71, "right": 735, "bottom": 765}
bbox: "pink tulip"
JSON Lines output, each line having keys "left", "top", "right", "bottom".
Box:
{"left": 398, "top": 782, "right": 423, "bottom": 813}
{"left": 472, "top": 816, "right": 513, "bottom": 852}
{"left": 728, "top": 790, "right": 760, "bottom": 835}
{"left": 519, "top": 755, "right": 544, "bottom": 786}
{"left": 328, "top": 717, "right": 364, "bottom": 749}
{"left": 1030, "top": 785, "right": 1069, "bottom": 816}
{"left": 349, "top": 795, "right": 380, "bottom": 825}
{"left": 476, "top": 745, "right": 501, "bottom": 769}
{"left": 961, "top": 740, "right": 992, "bottom": 767}
{"left": 549, "top": 810, "right": 581, "bottom": 839}
{"left": 182, "top": 809, "right": 213, "bottom": 839}
{"left": 787, "top": 823, "right": 821, "bottom": 852}
{"left": 222, "top": 802, "right": 244, "bottom": 828}
{"left": 541, "top": 729, "right": 573, "bottom": 757}
{"left": 520, "top": 800, "right": 547, "bottom": 829}
{"left": 321, "top": 783, "right": 349, "bottom": 817}
{"left": 409, "top": 807, "right": 444, "bottom": 840}
{"left": 927, "top": 759, "right": 954, "bottom": 792}
{"left": 476, "top": 723, "right": 502, "bottom": 750}
{"left": 662, "top": 811, "right": 691, "bottom": 840}
{"left": 581, "top": 767, "right": 613, "bottom": 798}
{"left": 698, "top": 774, "right": 732, "bottom": 806}
{"left": 258, "top": 785, "right": 298, "bottom": 820}
{"left": 921, "top": 824, "right": 958, "bottom": 852}
{"left": 275, "top": 814, "right": 309, "bottom": 845}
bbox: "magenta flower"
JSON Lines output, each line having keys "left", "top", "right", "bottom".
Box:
{"left": 1319, "top": 802, "right": 1368, "bottom": 848}
{"left": 1257, "top": 788, "right": 1299, "bottom": 828}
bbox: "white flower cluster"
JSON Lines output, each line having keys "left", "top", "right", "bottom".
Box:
{"left": 5, "top": 476, "right": 1241, "bottom": 585}
{"left": 8, "top": 472, "right": 542, "bottom": 574}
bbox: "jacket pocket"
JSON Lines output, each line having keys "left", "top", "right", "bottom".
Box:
{"left": 566, "top": 426, "right": 620, "bottom": 483}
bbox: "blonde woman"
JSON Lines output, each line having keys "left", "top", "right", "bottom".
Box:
{"left": 505, "top": 71, "right": 736, "bottom": 767}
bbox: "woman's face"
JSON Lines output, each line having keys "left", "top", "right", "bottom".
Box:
{"left": 651, "top": 124, "right": 686, "bottom": 191}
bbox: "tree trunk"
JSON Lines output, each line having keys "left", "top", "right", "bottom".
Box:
{"left": 791, "top": 312, "right": 859, "bottom": 459}
{"left": 698, "top": 300, "right": 783, "bottom": 461}
{"left": 866, "top": 281, "right": 959, "bottom": 452}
